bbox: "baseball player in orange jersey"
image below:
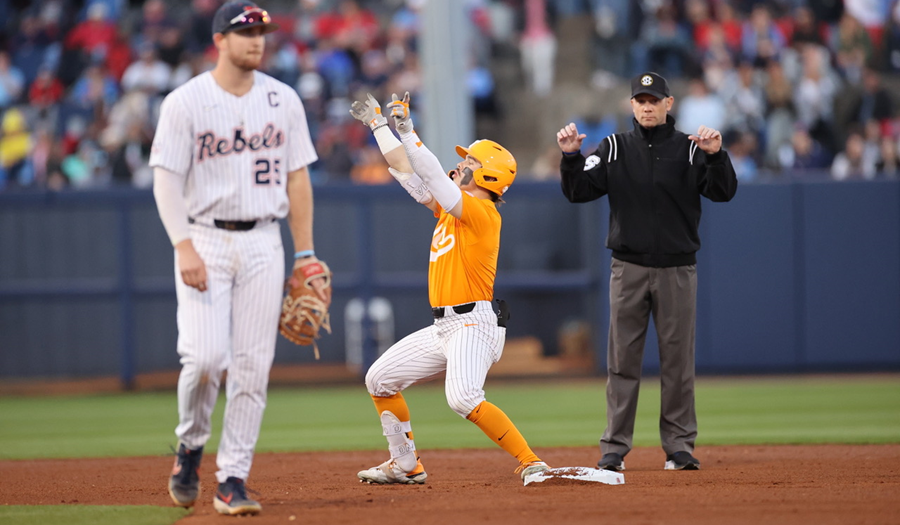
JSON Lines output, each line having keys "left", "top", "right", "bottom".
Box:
{"left": 349, "top": 92, "right": 550, "bottom": 485}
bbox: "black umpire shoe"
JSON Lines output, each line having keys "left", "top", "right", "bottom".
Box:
{"left": 597, "top": 452, "right": 625, "bottom": 472}
{"left": 168, "top": 443, "right": 203, "bottom": 507}
{"left": 664, "top": 451, "right": 700, "bottom": 470}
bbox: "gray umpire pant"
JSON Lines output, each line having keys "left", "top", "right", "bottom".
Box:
{"left": 600, "top": 258, "right": 698, "bottom": 457}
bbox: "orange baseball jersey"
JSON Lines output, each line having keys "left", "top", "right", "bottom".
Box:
{"left": 428, "top": 192, "right": 500, "bottom": 307}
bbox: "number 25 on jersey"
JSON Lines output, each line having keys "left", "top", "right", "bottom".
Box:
{"left": 255, "top": 158, "right": 281, "bottom": 185}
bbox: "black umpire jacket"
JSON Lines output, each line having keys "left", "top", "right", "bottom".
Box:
{"left": 560, "top": 115, "right": 738, "bottom": 268}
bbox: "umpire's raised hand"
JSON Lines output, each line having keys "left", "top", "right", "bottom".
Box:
{"left": 557, "top": 123, "right": 587, "bottom": 154}
{"left": 688, "top": 125, "right": 722, "bottom": 154}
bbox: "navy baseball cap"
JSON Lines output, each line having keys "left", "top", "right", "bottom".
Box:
{"left": 212, "top": 1, "right": 279, "bottom": 35}
{"left": 631, "top": 72, "right": 670, "bottom": 99}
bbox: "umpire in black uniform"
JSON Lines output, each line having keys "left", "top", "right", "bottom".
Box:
{"left": 557, "top": 72, "right": 737, "bottom": 471}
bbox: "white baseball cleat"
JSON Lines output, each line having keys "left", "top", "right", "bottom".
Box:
{"left": 516, "top": 461, "right": 550, "bottom": 481}
{"left": 358, "top": 458, "right": 427, "bottom": 485}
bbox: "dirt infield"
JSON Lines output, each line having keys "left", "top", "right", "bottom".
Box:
{"left": 2, "top": 445, "right": 898, "bottom": 524}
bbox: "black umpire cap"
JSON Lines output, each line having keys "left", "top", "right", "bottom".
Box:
{"left": 213, "top": 1, "right": 279, "bottom": 35}
{"left": 631, "top": 72, "right": 671, "bottom": 99}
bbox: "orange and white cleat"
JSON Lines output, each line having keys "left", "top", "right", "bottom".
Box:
{"left": 358, "top": 458, "right": 427, "bottom": 485}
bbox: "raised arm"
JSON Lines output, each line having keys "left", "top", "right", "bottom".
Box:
{"left": 690, "top": 125, "right": 737, "bottom": 202}
{"left": 387, "top": 92, "right": 464, "bottom": 218}
{"left": 558, "top": 122, "right": 610, "bottom": 203}
{"left": 349, "top": 93, "right": 438, "bottom": 213}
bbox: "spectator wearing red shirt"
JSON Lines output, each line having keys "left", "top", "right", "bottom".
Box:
{"left": 687, "top": 0, "right": 716, "bottom": 53}
{"left": 29, "top": 67, "right": 64, "bottom": 109}
{"left": 64, "top": 3, "right": 117, "bottom": 58}
{"left": 317, "top": 0, "right": 380, "bottom": 55}
{"left": 104, "top": 32, "right": 134, "bottom": 82}
{"left": 712, "top": 1, "right": 743, "bottom": 53}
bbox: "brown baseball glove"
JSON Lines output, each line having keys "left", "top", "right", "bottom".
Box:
{"left": 279, "top": 257, "right": 332, "bottom": 359}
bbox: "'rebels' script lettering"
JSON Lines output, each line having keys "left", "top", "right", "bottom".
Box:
{"left": 196, "top": 123, "right": 284, "bottom": 161}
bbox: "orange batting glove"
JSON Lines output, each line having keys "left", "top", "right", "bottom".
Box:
{"left": 387, "top": 92, "right": 414, "bottom": 135}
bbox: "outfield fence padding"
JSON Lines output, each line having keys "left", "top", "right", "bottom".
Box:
{"left": 1, "top": 178, "right": 898, "bottom": 385}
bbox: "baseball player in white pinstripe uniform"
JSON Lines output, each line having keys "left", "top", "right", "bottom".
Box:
{"left": 150, "top": 1, "right": 327, "bottom": 516}
{"left": 348, "top": 92, "right": 550, "bottom": 486}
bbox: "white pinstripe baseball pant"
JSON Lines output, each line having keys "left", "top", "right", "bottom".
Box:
{"left": 173, "top": 221, "right": 284, "bottom": 483}
{"left": 365, "top": 301, "right": 505, "bottom": 417}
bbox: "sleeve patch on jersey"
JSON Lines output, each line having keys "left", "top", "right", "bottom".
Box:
{"left": 584, "top": 154, "right": 601, "bottom": 171}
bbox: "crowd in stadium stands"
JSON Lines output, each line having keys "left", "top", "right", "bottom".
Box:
{"left": 0, "top": 0, "right": 431, "bottom": 190}
{"left": 0, "top": 0, "right": 898, "bottom": 192}
{"left": 555, "top": 0, "right": 900, "bottom": 182}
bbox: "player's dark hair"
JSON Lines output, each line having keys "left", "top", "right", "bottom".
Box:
{"left": 482, "top": 175, "right": 504, "bottom": 204}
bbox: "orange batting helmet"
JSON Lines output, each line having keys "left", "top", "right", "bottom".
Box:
{"left": 455, "top": 140, "right": 517, "bottom": 196}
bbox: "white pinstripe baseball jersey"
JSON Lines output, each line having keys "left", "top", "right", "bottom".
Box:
{"left": 149, "top": 70, "right": 317, "bottom": 222}
{"left": 153, "top": 69, "right": 318, "bottom": 484}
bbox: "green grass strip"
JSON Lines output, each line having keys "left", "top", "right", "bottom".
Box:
{"left": 0, "top": 505, "right": 189, "bottom": 525}
{"left": 0, "top": 376, "right": 897, "bottom": 461}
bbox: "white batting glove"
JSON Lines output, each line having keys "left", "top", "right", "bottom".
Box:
{"left": 349, "top": 93, "right": 388, "bottom": 131}
{"left": 388, "top": 167, "right": 433, "bottom": 205}
{"left": 387, "top": 92, "right": 414, "bottom": 135}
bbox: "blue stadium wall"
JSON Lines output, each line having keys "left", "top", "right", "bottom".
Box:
{"left": 1, "top": 179, "right": 898, "bottom": 384}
